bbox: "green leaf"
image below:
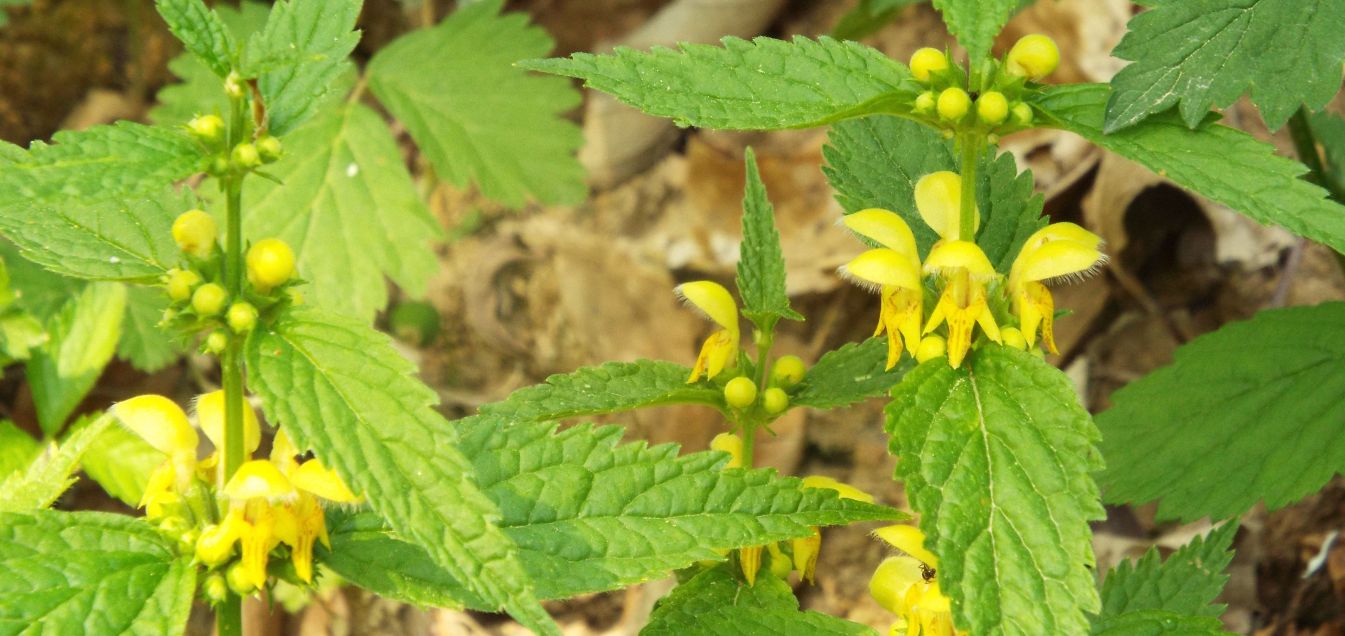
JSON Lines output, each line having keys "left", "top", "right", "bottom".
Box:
{"left": 1096, "top": 303, "right": 1345, "bottom": 521}
{"left": 150, "top": 1, "right": 270, "bottom": 125}
{"left": 118, "top": 286, "right": 178, "bottom": 373}
{"left": 331, "top": 416, "right": 903, "bottom": 605}
{"left": 242, "top": 102, "right": 441, "bottom": 321}
{"left": 244, "top": 306, "right": 556, "bottom": 634}
{"left": 0, "top": 313, "right": 44, "bottom": 366}
{"left": 80, "top": 425, "right": 165, "bottom": 508}
{"left": 0, "top": 421, "right": 39, "bottom": 479}
{"left": 1096, "top": 524, "right": 1236, "bottom": 623}
{"left": 26, "top": 283, "right": 127, "bottom": 436}
{"left": 643, "top": 564, "right": 877, "bottom": 636}
{"left": 0, "top": 188, "right": 189, "bottom": 282}
{"left": 824, "top": 115, "right": 1044, "bottom": 270}
{"left": 245, "top": 0, "right": 361, "bottom": 136}
{"left": 155, "top": 0, "right": 236, "bottom": 78}
{"left": 368, "top": 0, "right": 585, "bottom": 206}
{"left": 1090, "top": 610, "right": 1226, "bottom": 636}
{"left": 832, "top": 0, "right": 924, "bottom": 41}
{"left": 477, "top": 359, "right": 723, "bottom": 422}
{"left": 0, "top": 123, "right": 203, "bottom": 211}
{"left": 736, "top": 148, "right": 803, "bottom": 329}
{"left": 887, "top": 346, "right": 1103, "bottom": 635}
{"left": 0, "top": 510, "right": 195, "bottom": 635}
{"left": 0, "top": 414, "right": 112, "bottom": 512}
{"left": 0, "top": 241, "right": 82, "bottom": 320}
{"left": 791, "top": 338, "right": 912, "bottom": 409}
{"left": 930, "top": 0, "right": 1017, "bottom": 65}
{"left": 1307, "top": 110, "right": 1345, "bottom": 195}
{"left": 1034, "top": 84, "right": 1345, "bottom": 256}
{"left": 322, "top": 509, "right": 479, "bottom": 610}
{"left": 1103, "top": 0, "right": 1345, "bottom": 133}
{"left": 522, "top": 36, "right": 915, "bottom": 131}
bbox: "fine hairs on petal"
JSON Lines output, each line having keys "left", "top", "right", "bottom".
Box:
{"left": 836, "top": 264, "right": 884, "bottom": 293}
{"left": 1039, "top": 253, "right": 1109, "bottom": 287}
{"left": 673, "top": 281, "right": 738, "bottom": 331}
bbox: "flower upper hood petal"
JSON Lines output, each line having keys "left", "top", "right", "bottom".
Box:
{"left": 196, "top": 390, "right": 261, "bottom": 454}
{"left": 923, "top": 240, "right": 996, "bottom": 278}
{"left": 675, "top": 281, "right": 738, "bottom": 333}
{"left": 840, "top": 249, "right": 923, "bottom": 290}
{"left": 916, "top": 171, "right": 978, "bottom": 240}
{"left": 874, "top": 524, "right": 940, "bottom": 568}
{"left": 113, "top": 395, "right": 198, "bottom": 456}
{"left": 843, "top": 209, "right": 919, "bottom": 259}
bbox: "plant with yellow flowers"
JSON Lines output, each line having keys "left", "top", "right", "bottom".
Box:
{"left": 6, "top": 0, "right": 1342, "bottom": 633}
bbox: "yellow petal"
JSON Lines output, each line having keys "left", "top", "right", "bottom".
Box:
{"left": 278, "top": 495, "right": 325, "bottom": 583}
{"left": 195, "top": 510, "right": 244, "bottom": 566}
{"left": 740, "top": 545, "right": 763, "bottom": 586}
{"left": 843, "top": 209, "right": 919, "bottom": 258}
{"left": 291, "top": 458, "right": 360, "bottom": 503}
{"left": 793, "top": 530, "right": 822, "bottom": 584}
{"left": 676, "top": 281, "right": 739, "bottom": 332}
{"left": 767, "top": 542, "right": 793, "bottom": 578}
{"left": 270, "top": 428, "right": 300, "bottom": 471}
{"left": 138, "top": 461, "right": 176, "bottom": 509}
{"left": 923, "top": 241, "right": 995, "bottom": 278}
{"left": 1017, "top": 240, "right": 1104, "bottom": 284}
{"left": 710, "top": 432, "right": 743, "bottom": 469}
{"left": 1023, "top": 222, "right": 1101, "bottom": 252}
{"left": 114, "top": 395, "right": 198, "bottom": 455}
{"left": 801, "top": 475, "right": 876, "bottom": 503}
{"left": 1015, "top": 281, "right": 1057, "bottom": 353}
{"left": 870, "top": 556, "right": 924, "bottom": 614}
{"left": 880, "top": 287, "right": 924, "bottom": 370}
{"left": 239, "top": 502, "right": 279, "bottom": 589}
{"left": 224, "top": 459, "right": 294, "bottom": 501}
{"left": 195, "top": 390, "right": 261, "bottom": 454}
{"left": 841, "top": 249, "right": 922, "bottom": 291}
{"left": 874, "top": 525, "right": 940, "bottom": 568}
{"left": 915, "top": 172, "right": 978, "bottom": 240}
{"left": 918, "top": 581, "right": 952, "bottom": 613}
{"left": 687, "top": 328, "right": 738, "bottom": 382}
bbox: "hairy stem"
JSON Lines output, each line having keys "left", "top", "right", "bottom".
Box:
{"left": 215, "top": 84, "right": 250, "bottom": 636}
{"left": 957, "top": 133, "right": 983, "bottom": 241}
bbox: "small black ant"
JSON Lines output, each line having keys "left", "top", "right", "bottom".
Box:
{"left": 919, "top": 563, "right": 936, "bottom": 583}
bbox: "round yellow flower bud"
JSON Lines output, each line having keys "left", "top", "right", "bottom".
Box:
{"left": 192, "top": 283, "right": 228, "bottom": 316}
{"left": 203, "top": 573, "right": 229, "bottom": 605}
{"left": 231, "top": 143, "right": 261, "bottom": 170}
{"left": 227, "top": 302, "right": 258, "bottom": 334}
{"left": 246, "top": 238, "right": 296, "bottom": 291}
{"left": 909, "top": 47, "right": 948, "bottom": 83}
{"left": 195, "top": 523, "right": 236, "bottom": 566}
{"left": 770, "top": 355, "right": 806, "bottom": 387}
{"left": 976, "top": 91, "right": 1009, "bottom": 126}
{"left": 1006, "top": 34, "right": 1060, "bottom": 80}
{"left": 913, "top": 90, "right": 936, "bottom": 114}
{"left": 1011, "top": 102, "right": 1034, "bottom": 127}
{"left": 762, "top": 387, "right": 789, "bottom": 415}
{"left": 187, "top": 114, "right": 224, "bottom": 144}
{"left": 172, "top": 210, "right": 218, "bottom": 259}
{"left": 165, "top": 268, "right": 201, "bottom": 302}
{"left": 205, "top": 330, "right": 228, "bottom": 355}
{"left": 724, "top": 376, "right": 758, "bottom": 409}
{"left": 257, "top": 136, "right": 283, "bottom": 163}
{"left": 226, "top": 561, "right": 255, "bottom": 595}
{"left": 937, "top": 87, "right": 970, "bottom": 122}
{"left": 1001, "top": 326, "right": 1027, "bottom": 350}
{"left": 915, "top": 335, "right": 946, "bottom": 363}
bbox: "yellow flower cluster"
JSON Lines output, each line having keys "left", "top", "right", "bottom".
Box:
{"left": 113, "top": 393, "right": 359, "bottom": 594}
{"left": 870, "top": 525, "right": 964, "bottom": 636}
{"left": 840, "top": 172, "right": 1105, "bottom": 369}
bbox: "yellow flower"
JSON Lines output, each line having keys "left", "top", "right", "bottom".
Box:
{"left": 793, "top": 476, "right": 875, "bottom": 585}
{"left": 1007, "top": 223, "right": 1105, "bottom": 353}
{"left": 710, "top": 432, "right": 744, "bottom": 468}
{"left": 195, "top": 390, "right": 262, "bottom": 480}
{"left": 269, "top": 431, "right": 361, "bottom": 582}
{"left": 840, "top": 209, "right": 924, "bottom": 370}
{"left": 923, "top": 241, "right": 1001, "bottom": 368}
{"left": 113, "top": 395, "right": 199, "bottom": 519}
{"left": 221, "top": 459, "right": 293, "bottom": 589}
{"left": 677, "top": 281, "right": 740, "bottom": 383}
{"left": 871, "top": 525, "right": 963, "bottom": 636}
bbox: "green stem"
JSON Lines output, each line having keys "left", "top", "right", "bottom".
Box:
{"left": 1287, "top": 107, "right": 1345, "bottom": 271}
{"left": 740, "top": 327, "right": 774, "bottom": 469}
{"left": 215, "top": 82, "right": 250, "bottom": 636}
{"left": 957, "top": 133, "right": 983, "bottom": 242}
{"left": 216, "top": 595, "right": 242, "bottom": 636}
